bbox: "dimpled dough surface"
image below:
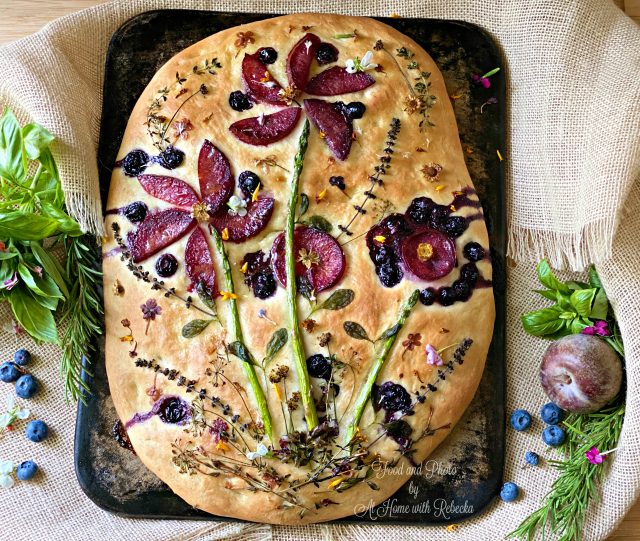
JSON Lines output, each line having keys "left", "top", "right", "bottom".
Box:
{"left": 103, "top": 13, "right": 495, "bottom": 524}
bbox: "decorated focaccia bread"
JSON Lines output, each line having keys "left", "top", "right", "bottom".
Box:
{"left": 103, "top": 13, "right": 495, "bottom": 524}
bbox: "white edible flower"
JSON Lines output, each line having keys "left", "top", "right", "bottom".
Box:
{"left": 0, "top": 460, "right": 14, "bottom": 489}
{"left": 257, "top": 112, "right": 265, "bottom": 126}
{"left": 305, "top": 40, "right": 313, "bottom": 53}
{"left": 345, "top": 50, "right": 378, "bottom": 73}
{"left": 0, "top": 395, "right": 29, "bottom": 430}
{"left": 246, "top": 442, "right": 269, "bottom": 460}
{"left": 227, "top": 195, "right": 248, "bottom": 217}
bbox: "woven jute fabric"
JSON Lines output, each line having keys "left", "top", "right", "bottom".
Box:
{"left": 0, "top": 1, "right": 638, "bottom": 540}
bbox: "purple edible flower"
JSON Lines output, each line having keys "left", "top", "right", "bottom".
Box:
{"left": 582, "top": 320, "right": 610, "bottom": 337}
{"left": 585, "top": 446, "right": 604, "bottom": 465}
{"left": 140, "top": 298, "right": 162, "bottom": 334}
{"left": 209, "top": 418, "right": 229, "bottom": 443}
{"left": 2, "top": 273, "right": 18, "bottom": 291}
{"left": 425, "top": 344, "right": 444, "bottom": 366}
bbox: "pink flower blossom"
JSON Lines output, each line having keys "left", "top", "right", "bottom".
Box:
{"left": 2, "top": 273, "right": 18, "bottom": 291}
{"left": 582, "top": 320, "right": 610, "bottom": 337}
{"left": 33, "top": 266, "right": 43, "bottom": 278}
{"left": 426, "top": 344, "right": 443, "bottom": 366}
{"left": 585, "top": 446, "right": 604, "bottom": 465}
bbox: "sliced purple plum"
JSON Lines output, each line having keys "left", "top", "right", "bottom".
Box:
{"left": 229, "top": 107, "right": 302, "bottom": 146}
{"left": 306, "top": 66, "right": 375, "bottom": 96}
{"left": 198, "top": 140, "right": 234, "bottom": 214}
{"left": 304, "top": 99, "right": 353, "bottom": 160}
{"left": 287, "top": 33, "right": 321, "bottom": 91}
{"left": 209, "top": 196, "right": 275, "bottom": 242}
{"left": 400, "top": 229, "right": 457, "bottom": 282}
{"left": 270, "top": 225, "right": 345, "bottom": 293}
{"left": 137, "top": 175, "right": 199, "bottom": 208}
{"left": 185, "top": 227, "right": 217, "bottom": 294}
{"left": 129, "top": 209, "right": 195, "bottom": 263}
{"left": 241, "top": 52, "right": 286, "bottom": 105}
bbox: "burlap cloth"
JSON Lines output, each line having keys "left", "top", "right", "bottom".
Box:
{"left": 0, "top": 1, "right": 638, "bottom": 540}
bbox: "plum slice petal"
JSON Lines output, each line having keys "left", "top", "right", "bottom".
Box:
{"left": 198, "top": 140, "right": 234, "bottom": 214}
{"left": 304, "top": 99, "right": 353, "bottom": 160}
{"left": 209, "top": 196, "right": 275, "bottom": 242}
{"left": 185, "top": 227, "right": 217, "bottom": 294}
{"left": 306, "top": 66, "right": 375, "bottom": 96}
{"left": 242, "top": 53, "right": 286, "bottom": 105}
{"left": 271, "top": 225, "right": 346, "bottom": 293}
{"left": 229, "top": 107, "right": 302, "bottom": 146}
{"left": 400, "top": 229, "right": 457, "bottom": 282}
{"left": 287, "top": 33, "right": 321, "bottom": 91}
{"left": 129, "top": 209, "right": 196, "bottom": 263}
{"left": 137, "top": 175, "right": 200, "bottom": 208}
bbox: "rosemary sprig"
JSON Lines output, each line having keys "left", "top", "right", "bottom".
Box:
{"left": 60, "top": 235, "right": 103, "bottom": 403}
{"left": 285, "top": 120, "right": 318, "bottom": 430}
{"left": 344, "top": 289, "right": 419, "bottom": 445}
{"left": 211, "top": 227, "right": 273, "bottom": 441}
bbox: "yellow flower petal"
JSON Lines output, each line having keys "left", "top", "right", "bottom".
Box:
{"left": 216, "top": 440, "right": 230, "bottom": 452}
{"left": 273, "top": 383, "right": 283, "bottom": 401}
{"left": 450, "top": 205, "right": 457, "bottom": 212}
{"left": 221, "top": 228, "right": 229, "bottom": 240}
{"left": 435, "top": 185, "right": 445, "bottom": 192}
{"left": 252, "top": 182, "right": 261, "bottom": 203}
{"left": 319, "top": 131, "right": 326, "bottom": 139}
{"left": 120, "top": 334, "right": 134, "bottom": 343}
{"left": 373, "top": 235, "right": 386, "bottom": 243}
{"left": 497, "top": 149, "right": 504, "bottom": 161}
{"left": 220, "top": 291, "right": 238, "bottom": 301}
{"left": 328, "top": 477, "right": 344, "bottom": 489}
{"left": 240, "top": 262, "right": 249, "bottom": 274}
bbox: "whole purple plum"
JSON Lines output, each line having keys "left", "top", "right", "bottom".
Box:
{"left": 540, "top": 334, "right": 622, "bottom": 413}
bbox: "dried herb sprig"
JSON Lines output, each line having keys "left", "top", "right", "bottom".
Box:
{"left": 395, "top": 46, "right": 436, "bottom": 130}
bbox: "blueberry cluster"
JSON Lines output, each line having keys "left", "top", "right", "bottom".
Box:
{"left": 0, "top": 350, "right": 38, "bottom": 399}
{"left": 373, "top": 381, "right": 412, "bottom": 416}
{"left": 407, "top": 197, "right": 468, "bottom": 238}
{"left": 241, "top": 250, "right": 277, "bottom": 299}
{"left": 228, "top": 90, "right": 253, "bottom": 112}
{"left": 120, "top": 147, "right": 184, "bottom": 177}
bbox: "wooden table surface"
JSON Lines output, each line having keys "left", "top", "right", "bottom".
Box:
{"left": 0, "top": 0, "right": 638, "bottom": 539}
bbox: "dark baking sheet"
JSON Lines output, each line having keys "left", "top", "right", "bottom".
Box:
{"left": 76, "top": 9, "right": 506, "bottom": 525}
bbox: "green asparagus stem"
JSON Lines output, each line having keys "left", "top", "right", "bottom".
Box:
{"left": 285, "top": 120, "right": 318, "bottom": 430}
{"left": 212, "top": 228, "right": 273, "bottom": 441}
{"left": 344, "top": 289, "right": 420, "bottom": 445}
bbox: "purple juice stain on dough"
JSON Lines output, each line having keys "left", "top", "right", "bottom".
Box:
{"left": 125, "top": 395, "right": 191, "bottom": 430}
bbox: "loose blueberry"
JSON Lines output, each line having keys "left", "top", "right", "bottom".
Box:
{"left": 329, "top": 175, "right": 346, "bottom": 190}
{"left": 374, "top": 246, "right": 393, "bottom": 265}
{"left": 14, "top": 349, "right": 31, "bottom": 366}
{"left": 252, "top": 271, "right": 277, "bottom": 299}
{"left": 345, "top": 101, "right": 366, "bottom": 120}
{"left": 377, "top": 261, "right": 403, "bottom": 288}
{"left": 16, "top": 460, "right": 38, "bottom": 481}
{"left": 442, "top": 216, "right": 468, "bottom": 238}
{"left": 155, "top": 254, "right": 178, "bottom": 278}
{"left": 407, "top": 197, "right": 435, "bottom": 224}
{"left": 258, "top": 47, "right": 278, "bottom": 65}
{"left": 460, "top": 262, "right": 480, "bottom": 286}
{"left": 525, "top": 451, "right": 540, "bottom": 466}
{"left": 540, "top": 402, "right": 565, "bottom": 425}
{"left": 510, "top": 409, "right": 532, "bottom": 431}
{"left": 121, "top": 149, "right": 149, "bottom": 177}
{"left": 315, "top": 43, "right": 339, "bottom": 65}
{"left": 306, "top": 354, "right": 332, "bottom": 381}
{"left": 500, "top": 481, "right": 519, "bottom": 502}
{"left": 464, "top": 241, "right": 485, "bottom": 262}
{"left": 438, "top": 286, "right": 456, "bottom": 306}
{"left": 0, "top": 361, "right": 20, "bottom": 383}
{"left": 158, "top": 146, "right": 185, "bottom": 169}
{"left": 238, "top": 170, "right": 262, "bottom": 198}
{"left": 419, "top": 287, "right": 437, "bottom": 306}
{"left": 123, "top": 201, "right": 148, "bottom": 223}
{"left": 229, "top": 90, "right": 253, "bottom": 112}
{"left": 16, "top": 375, "right": 38, "bottom": 399}
{"left": 453, "top": 279, "right": 471, "bottom": 301}
{"left": 542, "top": 425, "right": 566, "bottom": 447}
{"left": 375, "top": 381, "right": 411, "bottom": 413}
{"left": 26, "top": 420, "right": 49, "bottom": 443}
{"left": 158, "top": 396, "right": 189, "bottom": 424}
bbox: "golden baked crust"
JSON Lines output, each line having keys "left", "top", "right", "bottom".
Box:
{"left": 103, "top": 13, "right": 495, "bottom": 524}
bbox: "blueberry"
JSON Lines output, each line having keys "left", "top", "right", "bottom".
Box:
{"left": 257, "top": 47, "right": 278, "bottom": 64}
{"left": 123, "top": 201, "right": 148, "bottom": 223}
{"left": 14, "top": 349, "right": 31, "bottom": 366}
{"left": 525, "top": 451, "right": 540, "bottom": 466}
{"left": 429, "top": 206, "right": 449, "bottom": 228}
{"left": 500, "top": 481, "right": 519, "bottom": 502}
{"left": 26, "top": 420, "right": 48, "bottom": 443}
{"left": 16, "top": 375, "right": 38, "bottom": 399}
{"left": 419, "top": 287, "right": 437, "bottom": 306}
{"left": 229, "top": 90, "right": 253, "bottom": 112}
{"left": 540, "top": 402, "right": 565, "bottom": 425}
{"left": 121, "top": 149, "right": 149, "bottom": 177}
{"left": 345, "top": 102, "right": 366, "bottom": 120}
{"left": 438, "top": 286, "right": 456, "bottom": 306}
{"left": 16, "top": 460, "right": 38, "bottom": 481}
{"left": 158, "top": 397, "right": 188, "bottom": 424}
{"left": 407, "top": 197, "right": 435, "bottom": 224}
{"left": 510, "top": 409, "right": 532, "bottom": 431}
{"left": 542, "top": 425, "right": 566, "bottom": 447}
{"left": 316, "top": 43, "right": 339, "bottom": 65}
{"left": 155, "top": 254, "right": 178, "bottom": 278}
{"left": 463, "top": 242, "right": 485, "bottom": 262}
{"left": 383, "top": 214, "right": 411, "bottom": 237}
{"left": 377, "top": 261, "right": 402, "bottom": 288}
{"left": 453, "top": 279, "right": 471, "bottom": 301}
{"left": 460, "top": 262, "right": 479, "bottom": 286}
{"left": 373, "top": 246, "right": 393, "bottom": 265}
{"left": 442, "top": 216, "right": 468, "bottom": 237}
{"left": 329, "top": 175, "right": 346, "bottom": 190}
{"left": 158, "top": 146, "right": 184, "bottom": 169}
{"left": 252, "top": 271, "right": 277, "bottom": 299}
{"left": 306, "top": 354, "right": 332, "bottom": 381}
{"left": 0, "top": 361, "right": 20, "bottom": 383}
{"left": 238, "top": 171, "right": 261, "bottom": 198}
{"left": 375, "top": 381, "right": 411, "bottom": 413}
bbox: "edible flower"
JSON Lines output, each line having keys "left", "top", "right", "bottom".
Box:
{"left": 315, "top": 188, "right": 327, "bottom": 203}
{"left": 472, "top": 67, "right": 500, "bottom": 88}
{"left": 273, "top": 383, "right": 283, "bottom": 401}
{"left": 402, "top": 333, "right": 422, "bottom": 352}
{"left": 426, "top": 344, "right": 444, "bottom": 366}
{"left": 0, "top": 460, "right": 14, "bottom": 489}
{"left": 227, "top": 195, "right": 248, "bottom": 217}
{"left": 0, "top": 395, "right": 30, "bottom": 432}
{"left": 221, "top": 227, "right": 229, "bottom": 240}
{"left": 480, "top": 96, "right": 498, "bottom": 114}
{"left": 220, "top": 291, "right": 238, "bottom": 301}
{"left": 345, "top": 51, "right": 378, "bottom": 74}
{"left": 585, "top": 446, "right": 604, "bottom": 465}
{"left": 240, "top": 262, "right": 249, "bottom": 274}
{"left": 328, "top": 477, "right": 344, "bottom": 489}
{"left": 251, "top": 183, "right": 261, "bottom": 203}
{"left": 1, "top": 273, "right": 18, "bottom": 291}
{"left": 140, "top": 299, "right": 162, "bottom": 334}
{"left": 257, "top": 308, "right": 276, "bottom": 325}
{"left": 234, "top": 31, "right": 255, "bottom": 49}
{"left": 209, "top": 418, "right": 229, "bottom": 444}
{"left": 582, "top": 320, "right": 610, "bottom": 337}
{"left": 373, "top": 235, "right": 386, "bottom": 243}
{"left": 173, "top": 118, "right": 193, "bottom": 140}
{"left": 246, "top": 442, "right": 270, "bottom": 461}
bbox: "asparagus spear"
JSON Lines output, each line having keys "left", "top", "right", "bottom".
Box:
{"left": 344, "top": 289, "right": 420, "bottom": 445}
{"left": 285, "top": 120, "right": 319, "bottom": 430}
{"left": 212, "top": 228, "right": 273, "bottom": 441}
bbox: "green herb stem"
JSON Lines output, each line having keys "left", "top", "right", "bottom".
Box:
{"left": 344, "top": 289, "right": 419, "bottom": 445}
{"left": 285, "top": 120, "right": 318, "bottom": 431}
{"left": 212, "top": 228, "right": 273, "bottom": 441}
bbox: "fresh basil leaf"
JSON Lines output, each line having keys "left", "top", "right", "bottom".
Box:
{"left": 570, "top": 317, "right": 589, "bottom": 335}
{"left": 22, "top": 123, "right": 54, "bottom": 160}
{"left": 588, "top": 265, "right": 603, "bottom": 289}
{"left": 30, "top": 241, "right": 69, "bottom": 298}
{"left": 378, "top": 323, "right": 400, "bottom": 341}
{"left": 8, "top": 286, "right": 58, "bottom": 344}
{"left": 570, "top": 288, "right": 596, "bottom": 317}
{"left": 33, "top": 273, "right": 63, "bottom": 300}
{"left": 0, "top": 211, "right": 61, "bottom": 240}
{"left": 566, "top": 280, "right": 590, "bottom": 290}
{"left": 536, "top": 260, "right": 571, "bottom": 294}
{"left": 521, "top": 306, "right": 565, "bottom": 337}
{"left": 0, "top": 109, "right": 27, "bottom": 184}
{"left": 228, "top": 340, "right": 253, "bottom": 363}
{"left": 31, "top": 287, "right": 59, "bottom": 311}
{"left": 590, "top": 288, "right": 609, "bottom": 320}
{"left": 265, "top": 328, "right": 288, "bottom": 364}
{"left": 305, "top": 215, "right": 333, "bottom": 233}
{"left": 343, "top": 321, "right": 372, "bottom": 342}
{"left": 40, "top": 203, "right": 82, "bottom": 235}
{"left": 0, "top": 248, "right": 18, "bottom": 260}
{"left": 181, "top": 319, "right": 211, "bottom": 338}
{"left": 299, "top": 193, "right": 309, "bottom": 218}
{"left": 318, "top": 289, "right": 354, "bottom": 311}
